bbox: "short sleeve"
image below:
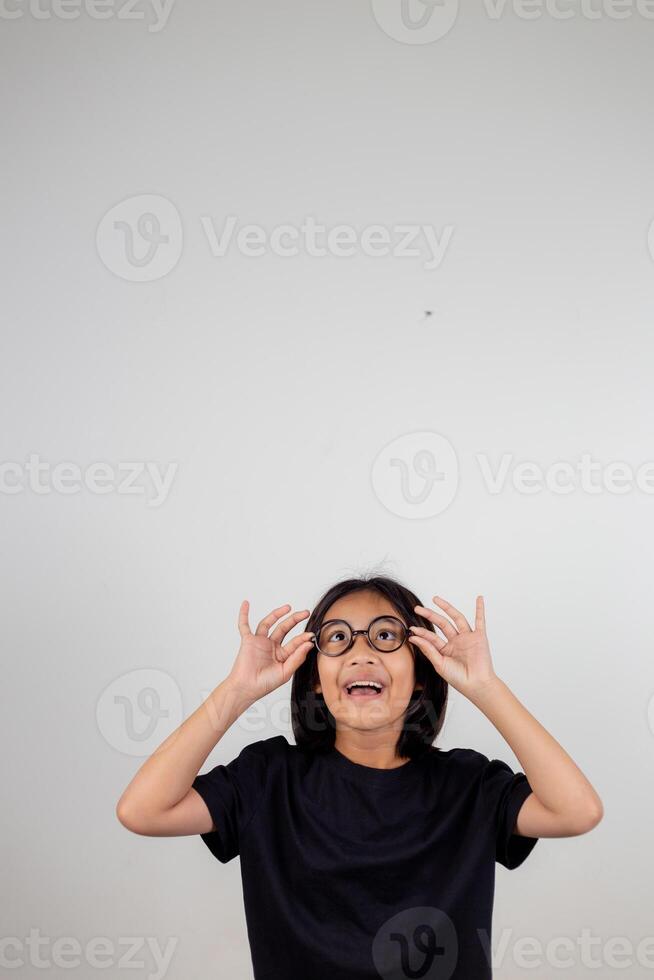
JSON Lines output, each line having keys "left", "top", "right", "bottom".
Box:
{"left": 481, "top": 757, "right": 539, "bottom": 870}
{"left": 191, "top": 738, "right": 270, "bottom": 864}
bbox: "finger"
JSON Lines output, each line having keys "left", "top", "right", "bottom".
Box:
{"left": 255, "top": 603, "right": 292, "bottom": 636}
{"left": 280, "top": 633, "right": 315, "bottom": 674}
{"left": 409, "top": 625, "right": 447, "bottom": 652}
{"left": 238, "top": 599, "right": 252, "bottom": 637}
{"left": 270, "top": 609, "right": 310, "bottom": 645}
{"left": 475, "top": 595, "right": 486, "bottom": 632}
{"left": 413, "top": 605, "right": 459, "bottom": 639}
{"left": 431, "top": 595, "right": 471, "bottom": 633}
{"left": 408, "top": 634, "right": 448, "bottom": 678}
{"left": 280, "top": 630, "right": 315, "bottom": 659}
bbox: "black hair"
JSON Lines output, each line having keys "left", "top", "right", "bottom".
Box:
{"left": 290, "top": 573, "right": 448, "bottom": 761}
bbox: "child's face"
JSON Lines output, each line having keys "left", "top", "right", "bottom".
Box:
{"left": 313, "top": 590, "right": 421, "bottom": 737}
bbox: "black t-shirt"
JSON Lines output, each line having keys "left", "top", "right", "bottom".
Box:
{"left": 191, "top": 734, "right": 539, "bottom": 980}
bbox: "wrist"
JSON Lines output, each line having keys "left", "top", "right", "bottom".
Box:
{"left": 467, "top": 672, "right": 505, "bottom": 706}
{"left": 219, "top": 676, "right": 257, "bottom": 717}
{"left": 203, "top": 678, "right": 254, "bottom": 734}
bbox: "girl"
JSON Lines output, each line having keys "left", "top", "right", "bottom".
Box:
{"left": 116, "top": 574, "right": 603, "bottom": 980}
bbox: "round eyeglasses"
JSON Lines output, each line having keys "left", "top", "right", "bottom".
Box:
{"left": 312, "top": 615, "right": 410, "bottom": 658}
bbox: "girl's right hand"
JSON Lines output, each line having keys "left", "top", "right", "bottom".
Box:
{"left": 226, "top": 600, "right": 315, "bottom": 705}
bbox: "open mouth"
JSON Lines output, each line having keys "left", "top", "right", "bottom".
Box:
{"left": 343, "top": 681, "right": 385, "bottom": 699}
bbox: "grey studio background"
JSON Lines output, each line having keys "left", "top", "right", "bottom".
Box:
{"left": 2, "top": 1, "right": 653, "bottom": 978}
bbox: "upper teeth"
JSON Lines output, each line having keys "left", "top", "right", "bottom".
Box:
{"left": 347, "top": 681, "right": 382, "bottom": 691}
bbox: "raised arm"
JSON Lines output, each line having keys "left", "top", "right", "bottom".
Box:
{"left": 115, "top": 676, "right": 252, "bottom": 836}
{"left": 408, "top": 594, "right": 604, "bottom": 839}
{"left": 115, "top": 601, "right": 314, "bottom": 837}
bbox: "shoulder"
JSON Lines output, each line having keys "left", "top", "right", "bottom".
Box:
{"left": 430, "top": 746, "right": 512, "bottom": 787}
{"left": 433, "top": 745, "right": 491, "bottom": 770}
{"left": 242, "top": 734, "right": 293, "bottom": 762}
{"left": 435, "top": 747, "right": 527, "bottom": 804}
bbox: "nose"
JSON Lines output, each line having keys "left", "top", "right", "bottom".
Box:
{"left": 348, "top": 632, "right": 379, "bottom": 658}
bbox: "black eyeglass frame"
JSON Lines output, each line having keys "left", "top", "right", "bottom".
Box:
{"left": 311, "top": 615, "right": 411, "bottom": 658}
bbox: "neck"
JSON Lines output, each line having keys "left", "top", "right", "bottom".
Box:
{"left": 333, "top": 731, "right": 409, "bottom": 769}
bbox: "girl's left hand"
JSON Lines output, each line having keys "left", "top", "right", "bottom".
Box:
{"left": 409, "top": 595, "right": 498, "bottom": 699}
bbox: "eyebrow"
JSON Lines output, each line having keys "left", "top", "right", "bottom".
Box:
{"left": 322, "top": 617, "right": 407, "bottom": 629}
